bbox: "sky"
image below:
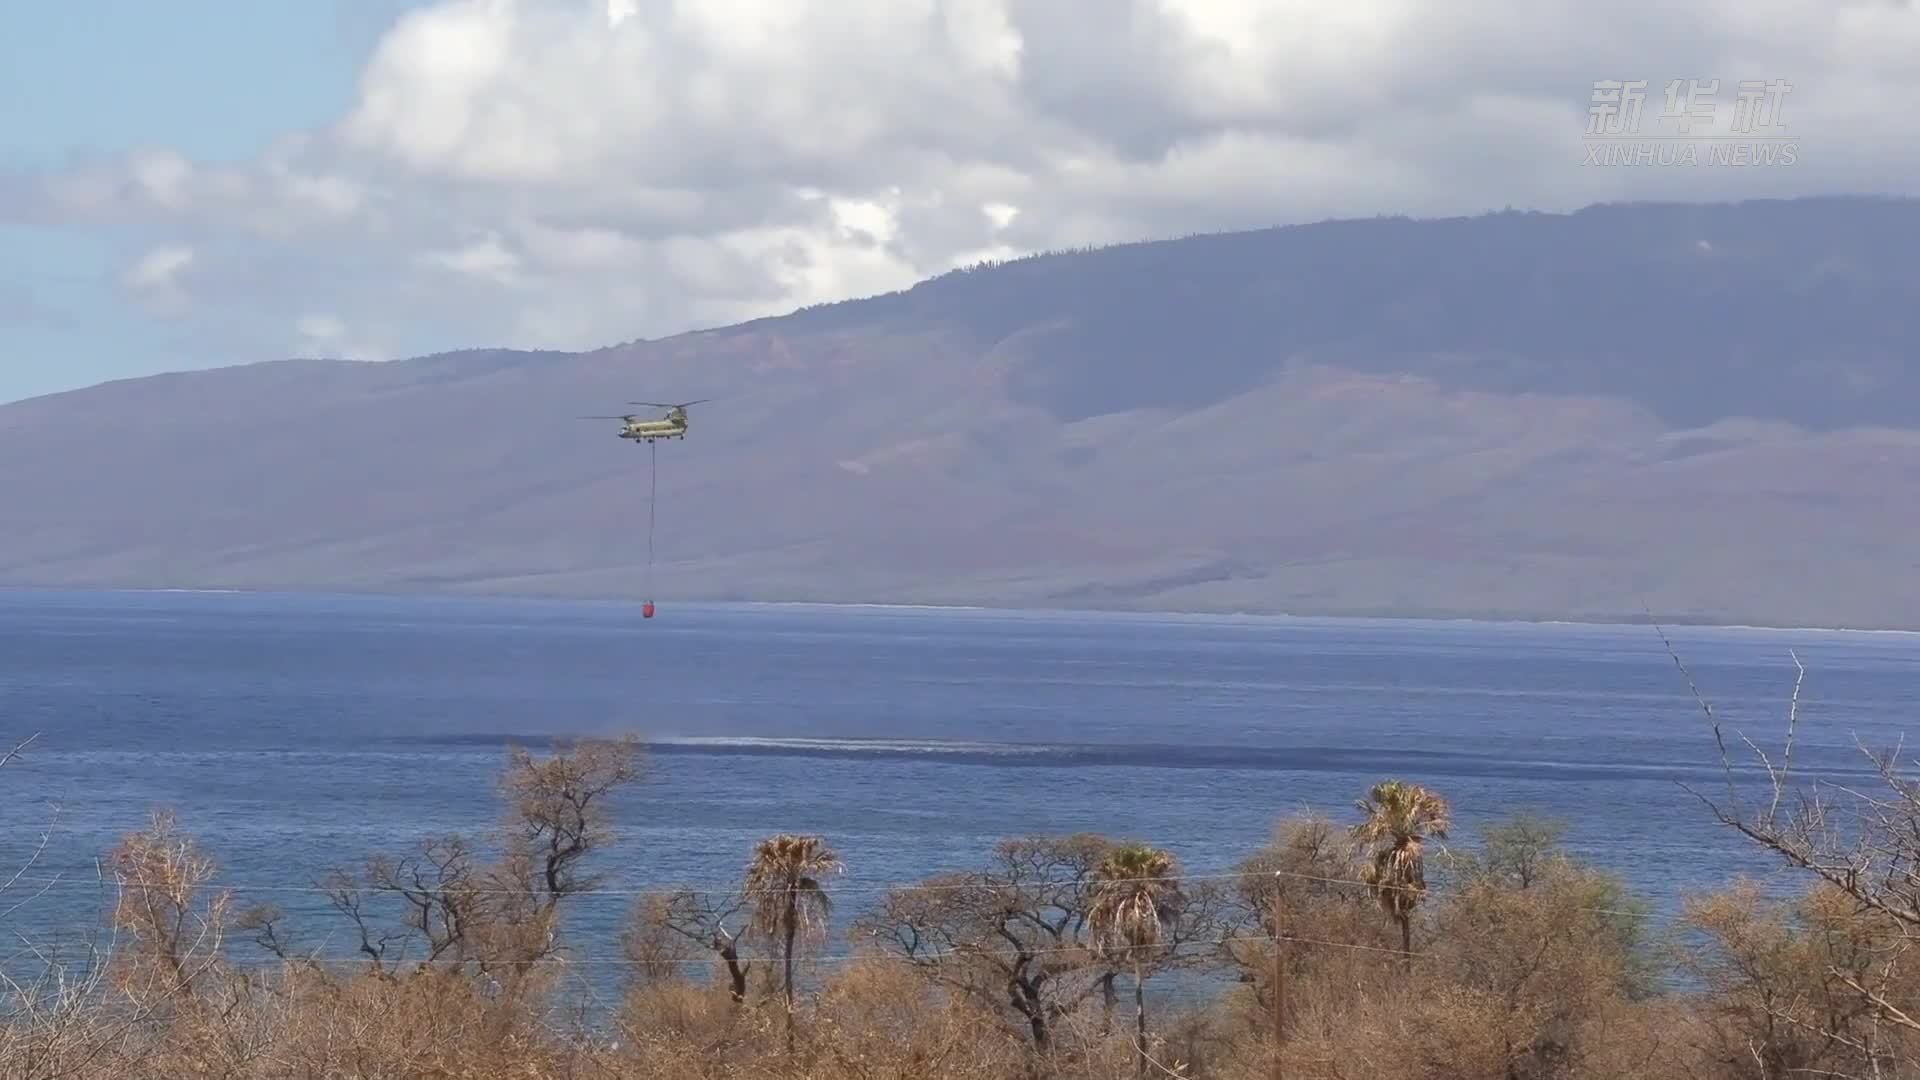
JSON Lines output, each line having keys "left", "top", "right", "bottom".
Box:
{"left": 3, "top": 0, "right": 1918, "bottom": 405}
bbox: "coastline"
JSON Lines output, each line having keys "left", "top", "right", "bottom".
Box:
{"left": 2, "top": 581, "right": 1916, "bottom": 637}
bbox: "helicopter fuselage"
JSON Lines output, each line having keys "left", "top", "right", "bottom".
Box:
{"left": 588, "top": 403, "right": 698, "bottom": 442}
{"left": 618, "top": 420, "right": 687, "bottom": 441}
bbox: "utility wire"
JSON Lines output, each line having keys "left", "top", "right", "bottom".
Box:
{"left": 8, "top": 865, "right": 1696, "bottom": 926}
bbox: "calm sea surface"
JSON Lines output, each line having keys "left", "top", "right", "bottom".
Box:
{"left": 2, "top": 588, "right": 1915, "bottom": 996}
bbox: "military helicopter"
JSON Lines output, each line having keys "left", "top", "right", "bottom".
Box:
{"left": 581, "top": 400, "right": 711, "bottom": 443}
{"left": 582, "top": 399, "right": 711, "bottom": 620}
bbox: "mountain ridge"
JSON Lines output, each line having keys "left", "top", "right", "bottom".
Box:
{"left": 6, "top": 194, "right": 1920, "bottom": 629}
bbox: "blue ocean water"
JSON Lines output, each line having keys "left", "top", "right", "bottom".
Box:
{"left": 2, "top": 588, "right": 1914, "bottom": 995}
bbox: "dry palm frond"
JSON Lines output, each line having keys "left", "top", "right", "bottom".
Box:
{"left": 1086, "top": 845, "right": 1183, "bottom": 962}
{"left": 1352, "top": 780, "right": 1450, "bottom": 919}
{"left": 743, "top": 834, "right": 843, "bottom": 947}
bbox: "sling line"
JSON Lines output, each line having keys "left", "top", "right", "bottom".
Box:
{"left": 646, "top": 438, "right": 658, "bottom": 602}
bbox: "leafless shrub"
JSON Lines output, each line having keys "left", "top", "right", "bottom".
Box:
{"left": 856, "top": 834, "right": 1116, "bottom": 1053}
{"left": 1661, "top": 625, "right": 1920, "bottom": 1076}
{"left": 625, "top": 888, "right": 756, "bottom": 1002}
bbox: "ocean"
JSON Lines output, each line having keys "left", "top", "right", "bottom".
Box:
{"left": 2, "top": 587, "right": 1914, "bottom": 1000}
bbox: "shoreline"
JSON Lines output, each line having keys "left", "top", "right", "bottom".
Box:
{"left": 3, "top": 581, "right": 1917, "bottom": 637}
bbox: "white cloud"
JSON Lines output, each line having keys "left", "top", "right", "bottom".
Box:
{"left": 419, "top": 231, "right": 522, "bottom": 285}
{"left": 129, "top": 150, "right": 194, "bottom": 211}
{"left": 295, "top": 313, "right": 347, "bottom": 341}
{"left": 293, "top": 313, "right": 387, "bottom": 362}
{"left": 127, "top": 245, "right": 194, "bottom": 290}
{"left": 604, "top": 0, "right": 637, "bottom": 29}
{"left": 13, "top": 0, "right": 1920, "bottom": 371}
{"left": 124, "top": 245, "right": 196, "bottom": 314}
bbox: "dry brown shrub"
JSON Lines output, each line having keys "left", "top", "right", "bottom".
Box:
{"left": 618, "top": 976, "right": 777, "bottom": 1076}
{"left": 1273, "top": 979, "right": 1501, "bottom": 1080}
{"left": 803, "top": 960, "right": 1023, "bottom": 1079}
{"left": 1423, "top": 861, "right": 1648, "bottom": 1076}
{"left": 1677, "top": 879, "right": 1920, "bottom": 1079}
{"left": 37, "top": 713, "right": 1920, "bottom": 1080}
{"left": 1566, "top": 997, "right": 1715, "bottom": 1080}
{"left": 233, "top": 965, "right": 559, "bottom": 1079}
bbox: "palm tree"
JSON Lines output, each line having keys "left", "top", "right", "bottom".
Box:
{"left": 1087, "top": 843, "right": 1184, "bottom": 1079}
{"left": 743, "top": 833, "right": 842, "bottom": 1054}
{"left": 1351, "top": 779, "right": 1450, "bottom": 965}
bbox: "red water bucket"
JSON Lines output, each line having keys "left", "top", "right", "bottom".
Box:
{"left": 642, "top": 601, "right": 655, "bottom": 619}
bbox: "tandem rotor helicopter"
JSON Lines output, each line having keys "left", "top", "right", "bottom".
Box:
{"left": 580, "top": 399, "right": 712, "bottom": 443}
{"left": 581, "top": 399, "right": 712, "bottom": 619}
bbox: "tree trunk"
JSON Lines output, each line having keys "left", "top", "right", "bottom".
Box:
{"left": 1017, "top": 980, "right": 1050, "bottom": 1052}
{"left": 1026, "top": 1009, "right": 1050, "bottom": 1052}
{"left": 720, "top": 942, "right": 747, "bottom": 1005}
{"left": 1398, "top": 913, "right": 1412, "bottom": 970}
{"left": 1102, "top": 972, "right": 1117, "bottom": 1034}
{"left": 783, "top": 889, "right": 798, "bottom": 1057}
{"left": 1014, "top": 982, "right": 1054, "bottom": 1080}
{"left": 1134, "top": 959, "right": 1148, "bottom": 1080}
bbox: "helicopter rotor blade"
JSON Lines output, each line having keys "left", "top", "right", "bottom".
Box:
{"left": 580, "top": 415, "right": 637, "bottom": 420}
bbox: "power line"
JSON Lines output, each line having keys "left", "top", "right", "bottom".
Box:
{"left": 43, "top": 929, "right": 1425, "bottom": 971}
{"left": 5, "top": 865, "right": 1698, "bottom": 927}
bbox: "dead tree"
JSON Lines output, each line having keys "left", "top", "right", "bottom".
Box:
{"left": 624, "top": 889, "right": 756, "bottom": 1003}
{"left": 856, "top": 834, "right": 1118, "bottom": 1054}
{"left": 1665, "top": 627, "right": 1920, "bottom": 1072}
